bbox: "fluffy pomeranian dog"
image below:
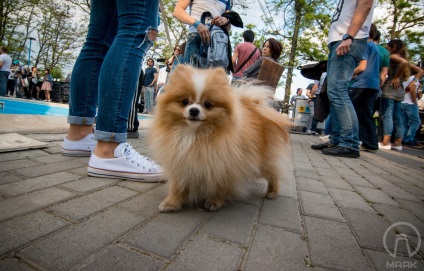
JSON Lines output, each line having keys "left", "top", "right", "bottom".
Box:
{"left": 149, "top": 65, "right": 291, "bottom": 212}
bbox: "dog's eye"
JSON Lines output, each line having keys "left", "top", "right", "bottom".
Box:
{"left": 203, "top": 101, "right": 213, "bottom": 110}
{"left": 182, "top": 99, "right": 189, "bottom": 106}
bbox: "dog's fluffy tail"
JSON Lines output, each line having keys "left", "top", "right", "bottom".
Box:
{"left": 232, "top": 81, "right": 274, "bottom": 106}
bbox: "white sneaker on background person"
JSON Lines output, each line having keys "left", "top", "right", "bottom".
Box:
{"left": 87, "top": 143, "right": 165, "bottom": 182}
{"left": 62, "top": 133, "right": 96, "bottom": 157}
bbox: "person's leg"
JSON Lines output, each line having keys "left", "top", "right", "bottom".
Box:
{"left": 0, "top": 71, "right": 8, "bottom": 96}
{"left": 358, "top": 89, "right": 378, "bottom": 150}
{"left": 401, "top": 103, "right": 410, "bottom": 141}
{"left": 94, "top": 0, "right": 158, "bottom": 157}
{"left": 66, "top": 0, "right": 119, "bottom": 144}
{"left": 325, "top": 39, "right": 366, "bottom": 152}
{"left": 183, "top": 33, "right": 201, "bottom": 65}
{"left": 392, "top": 100, "right": 403, "bottom": 147}
{"left": 380, "top": 98, "right": 394, "bottom": 146}
{"left": 405, "top": 104, "right": 421, "bottom": 145}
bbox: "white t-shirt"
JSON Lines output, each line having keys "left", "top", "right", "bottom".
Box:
{"left": 328, "top": 0, "right": 376, "bottom": 44}
{"left": 402, "top": 75, "right": 419, "bottom": 105}
{"left": 188, "top": 0, "right": 230, "bottom": 33}
{"left": 0, "top": 53, "right": 12, "bottom": 72}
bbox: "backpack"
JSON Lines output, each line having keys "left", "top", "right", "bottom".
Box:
{"left": 190, "top": 12, "right": 230, "bottom": 71}
{"left": 206, "top": 24, "right": 229, "bottom": 68}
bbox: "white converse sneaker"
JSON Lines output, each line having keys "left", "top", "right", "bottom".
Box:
{"left": 62, "top": 133, "right": 96, "bottom": 157}
{"left": 87, "top": 143, "right": 165, "bottom": 182}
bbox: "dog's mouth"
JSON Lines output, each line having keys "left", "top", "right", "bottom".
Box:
{"left": 187, "top": 116, "right": 203, "bottom": 121}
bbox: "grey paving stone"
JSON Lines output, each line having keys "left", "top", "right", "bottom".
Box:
{"left": 0, "top": 159, "right": 40, "bottom": 173}
{"left": 0, "top": 172, "right": 81, "bottom": 196}
{"left": 396, "top": 198, "right": 424, "bottom": 221}
{"left": 78, "top": 245, "right": 165, "bottom": 271}
{"left": 341, "top": 208, "right": 410, "bottom": 255}
{"left": 41, "top": 145, "right": 63, "bottom": 155}
{"left": 364, "top": 249, "right": 424, "bottom": 271}
{"left": 0, "top": 172, "right": 25, "bottom": 185}
{"left": 328, "top": 188, "right": 374, "bottom": 212}
{"left": 49, "top": 186, "right": 138, "bottom": 221}
{"left": 311, "top": 159, "right": 332, "bottom": 169}
{"left": 0, "top": 187, "right": 76, "bottom": 222}
{"left": 259, "top": 196, "right": 301, "bottom": 232}
{"left": 18, "top": 207, "right": 142, "bottom": 271}
{"left": 59, "top": 177, "right": 117, "bottom": 193}
{"left": 30, "top": 153, "right": 76, "bottom": 164}
{"left": 334, "top": 166, "right": 360, "bottom": 177}
{"left": 322, "top": 157, "right": 348, "bottom": 168}
{"left": 346, "top": 161, "right": 375, "bottom": 175}
{"left": 373, "top": 204, "right": 424, "bottom": 238}
{"left": 304, "top": 216, "right": 372, "bottom": 271}
{"left": 297, "top": 178, "right": 328, "bottom": 194}
{"left": 355, "top": 186, "right": 399, "bottom": 206}
{"left": 0, "top": 258, "right": 34, "bottom": 271}
{"left": 123, "top": 210, "right": 210, "bottom": 259}
{"left": 117, "top": 180, "right": 159, "bottom": 192}
{"left": 295, "top": 168, "right": 319, "bottom": 180}
{"left": 0, "top": 211, "right": 69, "bottom": 255}
{"left": 237, "top": 181, "right": 266, "bottom": 206}
{"left": 243, "top": 224, "right": 308, "bottom": 271}
{"left": 397, "top": 183, "right": 424, "bottom": 201}
{"left": 200, "top": 202, "right": 257, "bottom": 244}
{"left": 377, "top": 181, "right": 420, "bottom": 202}
{"left": 300, "top": 191, "right": 344, "bottom": 221}
{"left": 0, "top": 149, "right": 48, "bottom": 162}
{"left": 13, "top": 159, "right": 87, "bottom": 178}
{"left": 117, "top": 184, "right": 168, "bottom": 217}
{"left": 67, "top": 167, "right": 89, "bottom": 177}
{"left": 344, "top": 175, "right": 375, "bottom": 188}
{"left": 279, "top": 174, "right": 297, "bottom": 199}
{"left": 168, "top": 234, "right": 243, "bottom": 271}
{"left": 321, "top": 176, "right": 353, "bottom": 190}
{"left": 316, "top": 167, "right": 340, "bottom": 178}
{"left": 362, "top": 174, "right": 393, "bottom": 189}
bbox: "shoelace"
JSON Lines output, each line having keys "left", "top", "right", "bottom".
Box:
{"left": 122, "top": 144, "right": 160, "bottom": 173}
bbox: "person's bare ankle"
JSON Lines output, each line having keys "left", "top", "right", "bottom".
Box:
{"left": 93, "top": 141, "right": 120, "bottom": 158}
{"left": 67, "top": 124, "right": 94, "bottom": 141}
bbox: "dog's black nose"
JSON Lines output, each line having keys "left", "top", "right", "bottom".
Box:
{"left": 189, "top": 107, "right": 200, "bottom": 117}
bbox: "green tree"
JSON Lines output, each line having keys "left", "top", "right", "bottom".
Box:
{"left": 259, "top": 0, "right": 335, "bottom": 109}
{"left": 375, "top": 0, "right": 424, "bottom": 62}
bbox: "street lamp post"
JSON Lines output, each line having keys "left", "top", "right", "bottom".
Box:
{"left": 27, "top": 37, "right": 36, "bottom": 67}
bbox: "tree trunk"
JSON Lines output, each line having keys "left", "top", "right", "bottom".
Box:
{"left": 283, "top": 0, "right": 302, "bottom": 113}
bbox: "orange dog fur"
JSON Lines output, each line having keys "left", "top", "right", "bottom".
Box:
{"left": 149, "top": 65, "right": 291, "bottom": 212}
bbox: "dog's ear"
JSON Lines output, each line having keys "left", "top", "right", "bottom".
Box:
{"left": 169, "top": 64, "right": 192, "bottom": 83}
{"left": 213, "top": 67, "right": 228, "bottom": 78}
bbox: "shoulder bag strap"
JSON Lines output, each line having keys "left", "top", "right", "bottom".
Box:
{"left": 234, "top": 47, "right": 258, "bottom": 74}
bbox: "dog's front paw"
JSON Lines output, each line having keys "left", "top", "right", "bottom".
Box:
{"left": 158, "top": 200, "right": 181, "bottom": 212}
{"left": 204, "top": 201, "right": 222, "bottom": 212}
{"left": 265, "top": 191, "right": 278, "bottom": 199}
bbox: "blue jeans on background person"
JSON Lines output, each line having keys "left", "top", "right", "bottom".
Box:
{"left": 142, "top": 86, "right": 155, "bottom": 113}
{"left": 401, "top": 103, "right": 420, "bottom": 144}
{"left": 183, "top": 33, "right": 201, "bottom": 65}
{"left": 326, "top": 38, "right": 367, "bottom": 151}
{"left": 0, "top": 71, "right": 9, "bottom": 96}
{"left": 381, "top": 98, "right": 404, "bottom": 138}
{"left": 324, "top": 115, "right": 332, "bottom": 135}
{"left": 349, "top": 88, "right": 379, "bottom": 150}
{"left": 68, "top": 0, "right": 158, "bottom": 143}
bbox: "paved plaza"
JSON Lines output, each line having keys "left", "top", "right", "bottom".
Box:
{"left": 0, "top": 124, "right": 423, "bottom": 270}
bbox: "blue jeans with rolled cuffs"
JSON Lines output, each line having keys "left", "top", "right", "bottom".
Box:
{"left": 381, "top": 98, "right": 403, "bottom": 138}
{"left": 326, "top": 38, "right": 367, "bottom": 151}
{"left": 68, "top": 0, "right": 158, "bottom": 143}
